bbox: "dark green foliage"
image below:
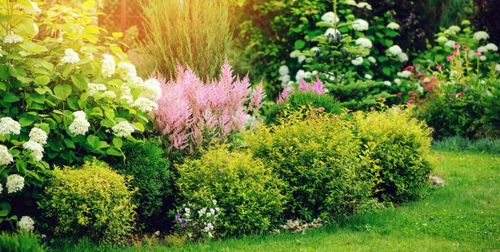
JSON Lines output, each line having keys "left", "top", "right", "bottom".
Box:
{"left": 0, "top": 232, "right": 45, "bottom": 252}
{"left": 326, "top": 80, "right": 395, "bottom": 111}
{"left": 265, "top": 91, "right": 342, "bottom": 124}
{"left": 107, "top": 140, "right": 172, "bottom": 232}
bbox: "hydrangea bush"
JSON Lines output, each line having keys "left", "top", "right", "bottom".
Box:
{"left": 0, "top": 0, "right": 156, "bottom": 230}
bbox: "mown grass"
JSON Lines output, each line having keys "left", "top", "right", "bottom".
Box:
{"left": 51, "top": 150, "right": 499, "bottom": 251}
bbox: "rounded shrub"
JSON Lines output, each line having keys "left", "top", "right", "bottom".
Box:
{"left": 39, "top": 160, "right": 136, "bottom": 245}
{"left": 175, "top": 146, "right": 285, "bottom": 237}
{"left": 106, "top": 140, "right": 171, "bottom": 232}
{"left": 248, "top": 111, "right": 377, "bottom": 222}
{"left": 265, "top": 91, "right": 342, "bottom": 124}
{"left": 353, "top": 108, "right": 432, "bottom": 202}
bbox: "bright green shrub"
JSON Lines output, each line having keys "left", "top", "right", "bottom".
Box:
{"left": 248, "top": 112, "right": 377, "bottom": 221}
{"left": 39, "top": 160, "right": 136, "bottom": 245}
{"left": 106, "top": 140, "right": 172, "bottom": 232}
{"left": 175, "top": 147, "right": 285, "bottom": 237}
{"left": 265, "top": 91, "right": 342, "bottom": 124}
{"left": 0, "top": 232, "right": 45, "bottom": 252}
{"left": 353, "top": 108, "right": 432, "bottom": 202}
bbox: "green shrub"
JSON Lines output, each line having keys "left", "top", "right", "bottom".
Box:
{"left": 175, "top": 146, "right": 285, "bottom": 237}
{"left": 353, "top": 108, "right": 432, "bottom": 202}
{"left": 432, "top": 136, "right": 500, "bottom": 154}
{"left": 265, "top": 91, "right": 342, "bottom": 124}
{"left": 326, "top": 80, "right": 395, "bottom": 111}
{"left": 106, "top": 140, "right": 172, "bottom": 232}
{"left": 0, "top": 232, "right": 45, "bottom": 252}
{"left": 39, "top": 160, "right": 136, "bottom": 245}
{"left": 248, "top": 112, "right": 377, "bottom": 221}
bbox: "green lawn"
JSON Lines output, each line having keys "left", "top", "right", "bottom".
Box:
{"left": 55, "top": 150, "right": 500, "bottom": 251}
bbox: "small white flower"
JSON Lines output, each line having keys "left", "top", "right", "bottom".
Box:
{"left": 29, "top": 127, "right": 48, "bottom": 145}
{"left": 279, "top": 65, "right": 289, "bottom": 76}
{"left": 496, "top": 64, "right": 500, "bottom": 72}
{"left": 87, "top": 83, "right": 107, "bottom": 97}
{"left": 321, "top": 12, "right": 339, "bottom": 25}
{"left": 397, "top": 70, "right": 412, "bottom": 78}
{"left": 324, "top": 28, "right": 340, "bottom": 37}
{"left": 112, "top": 121, "right": 135, "bottom": 138}
{"left": 394, "top": 78, "right": 402, "bottom": 85}
{"left": 69, "top": 111, "right": 90, "bottom": 136}
{"left": 0, "top": 145, "right": 14, "bottom": 166}
{"left": 364, "top": 74, "right": 372, "bottom": 80}
{"left": 212, "top": 199, "right": 217, "bottom": 205}
{"left": 290, "top": 50, "right": 300, "bottom": 58}
{"left": 3, "top": 33, "right": 23, "bottom": 44}
{"left": 279, "top": 74, "right": 291, "bottom": 83}
{"left": 355, "top": 37, "right": 373, "bottom": 48}
{"left": 480, "top": 55, "right": 486, "bottom": 61}
{"left": 436, "top": 36, "right": 448, "bottom": 43}
{"left": 445, "top": 40, "right": 456, "bottom": 48}
{"left": 120, "top": 95, "right": 134, "bottom": 105}
{"left": 61, "top": 49, "right": 80, "bottom": 64}
{"left": 103, "top": 91, "right": 116, "bottom": 99}
{"left": 473, "top": 31, "right": 489, "bottom": 41}
{"left": 368, "top": 56, "right": 376, "bottom": 63}
{"left": 417, "top": 85, "right": 424, "bottom": 94}
{"left": 6, "top": 174, "right": 24, "bottom": 193}
{"left": 356, "top": 2, "right": 372, "bottom": 10}
{"left": 485, "top": 43, "right": 498, "bottom": 52}
{"left": 345, "top": 0, "right": 357, "bottom": 6}
{"left": 386, "top": 22, "right": 400, "bottom": 30}
{"left": 0, "top": 117, "right": 21, "bottom": 136}
{"left": 23, "top": 140, "right": 44, "bottom": 162}
{"left": 352, "top": 19, "right": 369, "bottom": 31}
{"left": 132, "top": 97, "right": 158, "bottom": 112}
{"left": 295, "top": 69, "right": 306, "bottom": 81}
{"left": 398, "top": 53, "right": 409, "bottom": 62}
{"left": 117, "top": 62, "right": 137, "bottom": 81}
{"left": 351, "top": 57, "right": 364, "bottom": 66}
{"left": 298, "top": 55, "right": 306, "bottom": 64}
{"left": 383, "top": 81, "right": 392, "bottom": 86}
{"left": 141, "top": 79, "right": 163, "bottom": 101}
{"left": 387, "top": 45, "right": 403, "bottom": 56}
{"left": 128, "top": 76, "right": 144, "bottom": 88}
{"left": 18, "top": 216, "right": 35, "bottom": 232}
{"left": 198, "top": 208, "right": 207, "bottom": 216}
{"left": 477, "top": 46, "right": 488, "bottom": 53}
{"left": 101, "top": 54, "right": 116, "bottom": 78}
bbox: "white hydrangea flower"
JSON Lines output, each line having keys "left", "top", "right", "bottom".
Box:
{"left": 112, "top": 121, "right": 136, "bottom": 138}
{"left": 279, "top": 74, "right": 291, "bottom": 83}
{"left": 4, "top": 33, "right": 23, "bottom": 44}
{"left": 69, "top": 111, "right": 90, "bottom": 136}
{"left": 117, "top": 62, "right": 137, "bottom": 81}
{"left": 295, "top": 69, "right": 306, "bottom": 81}
{"left": 394, "top": 78, "right": 402, "bottom": 85}
{"left": 445, "top": 26, "right": 461, "bottom": 35}
{"left": 6, "top": 174, "right": 24, "bottom": 193}
{"left": 103, "top": 91, "right": 117, "bottom": 99}
{"left": 355, "top": 37, "right": 372, "bottom": 48}
{"left": 18, "top": 216, "right": 35, "bottom": 232}
{"left": 398, "top": 53, "right": 409, "bottom": 62}
{"left": 387, "top": 45, "right": 403, "bottom": 56}
{"left": 383, "top": 81, "right": 392, "bottom": 86}
{"left": 279, "top": 65, "right": 289, "bottom": 76}
{"left": 364, "top": 74, "right": 372, "bottom": 80}
{"left": 436, "top": 36, "right": 448, "bottom": 43}
{"left": 485, "top": 43, "right": 498, "bottom": 52}
{"left": 298, "top": 55, "right": 306, "bottom": 64}
{"left": 23, "top": 140, "right": 44, "bottom": 162}
{"left": 61, "top": 49, "right": 80, "bottom": 64}
{"left": 345, "top": 0, "right": 357, "bottom": 6}
{"left": 445, "top": 40, "right": 456, "bottom": 48}
{"left": 290, "top": 50, "right": 300, "bottom": 58}
{"left": 0, "top": 145, "right": 14, "bottom": 166}
{"left": 480, "top": 55, "right": 486, "bottom": 61}
{"left": 321, "top": 12, "right": 339, "bottom": 25}
{"left": 473, "top": 31, "right": 489, "bottom": 41}
{"left": 496, "top": 64, "right": 500, "bottom": 72}
{"left": 141, "top": 78, "right": 163, "bottom": 101}
{"left": 356, "top": 2, "right": 372, "bottom": 10}
{"left": 477, "top": 46, "right": 488, "bottom": 53}
{"left": 29, "top": 127, "right": 48, "bottom": 145}
{"left": 352, "top": 19, "right": 369, "bottom": 31}
{"left": 397, "top": 70, "right": 412, "bottom": 78}
{"left": 87, "top": 83, "right": 107, "bottom": 97}
{"left": 351, "top": 57, "right": 364, "bottom": 66}
{"left": 368, "top": 56, "right": 376, "bottom": 63}
{"left": 119, "top": 95, "right": 134, "bottom": 105}
{"left": 101, "top": 54, "right": 116, "bottom": 78}
{"left": 324, "top": 28, "right": 340, "bottom": 37}
{"left": 0, "top": 117, "right": 21, "bottom": 136}
{"left": 128, "top": 76, "right": 144, "bottom": 88}
{"left": 386, "top": 22, "right": 400, "bottom": 30}
{"left": 132, "top": 97, "right": 158, "bottom": 112}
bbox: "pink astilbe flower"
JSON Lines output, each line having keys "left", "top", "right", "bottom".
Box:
{"left": 298, "top": 77, "right": 326, "bottom": 94}
{"left": 155, "top": 62, "right": 262, "bottom": 153}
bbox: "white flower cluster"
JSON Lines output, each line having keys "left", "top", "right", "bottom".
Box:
{"left": 141, "top": 79, "right": 163, "bottom": 101}
{"left": 23, "top": 140, "right": 44, "bottom": 161}
{"left": 387, "top": 22, "right": 400, "bottom": 30}
{"left": 18, "top": 216, "right": 35, "bottom": 232}
{"left": 445, "top": 40, "right": 456, "bottom": 48}
{"left": 68, "top": 111, "right": 90, "bottom": 136}
{"left": 397, "top": 70, "right": 412, "bottom": 78}
{"left": 321, "top": 12, "right": 339, "bottom": 25}
{"left": 278, "top": 65, "right": 291, "bottom": 84}
{"left": 356, "top": 2, "right": 372, "bottom": 10}
{"left": 0, "top": 117, "right": 21, "bottom": 136}
{"left": 477, "top": 43, "right": 498, "bottom": 54}
{"left": 101, "top": 54, "right": 116, "bottom": 78}
{"left": 351, "top": 57, "right": 364, "bottom": 66}
{"left": 368, "top": 56, "right": 376, "bottom": 63}
{"left": 112, "top": 121, "right": 136, "bottom": 138}
{"left": 355, "top": 37, "right": 372, "bottom": 49}
{"left": 6, "top": 174, "right": 24, "bottom": 193}
{"left": 436, "top": 36, "right": 448, "bottom": 44}
{"left": 61, "top": 49, "right": 80, "bottom": 64}
{"left": 352, "top": 19, "right": 369, "bottom": 31}
{"left": 0, "top": 145, "right": 13, "bottom": 166}
{"left": 29, "top": 127, "right": 48, "bottom": 145}
{"left": 4, "top": 33, "right": 23, "bottom": 44}
{"left": 324, "top": 28, "right": 340, "bottom": 39}
{"left": 444, "top": 25, "right": 461, "bottom": 35}
{"left": 387, "top": 45, "right": 408, "bottom": 62}
{"left": 118, "top": 62, "right": 137, "bottom": 81}
{"left": 496, "top": 64, "right": 500, "bottom": 72}
{"left": 473, "top": 31, "right": 489, "bottom": 41}
{"left": 132, "top": 97, "right": 158, "bottom": 113}
{"left": 87, "top": 83, "right": 107, "bottom": 96}
{"left": 295, "top": 69, "right": 313, "bottom": 81}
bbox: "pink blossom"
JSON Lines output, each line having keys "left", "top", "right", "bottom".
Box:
{"left": 446, "top": 55, "right": 454, "bottom": 61}
{"left": 454, "top": 43, "right": 461, "bottom": 49}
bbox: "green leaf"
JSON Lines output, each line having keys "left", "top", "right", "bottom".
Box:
{"left": 0, "top": 202, "right": 11, "bottom": 217}
{"left": 71, "top": 74, "right": 87, "bottom": 90}
{"left": 294, "top": 40, "right": 306, "bottom": 50}
{"left": 112, "top": 138, "right": 123, "bottom": 149}
{"left": 19, "top": 112, "right": 39, "bottom": 127}
{"left": 87, "top": 135, "right": 100, "bottom": 149}
{"left": 54, "top": 85, "right": 72, "bottom": 100}
{"left": 106, "top": 148, "right": 123, "bottom": 157}
{"left": 0, "top": 65, "right": 9, "bottom": 80}
{"left": 3, "top": 92, "right": 20, "bottom": 103}
{"left": 34, "top": 75, "right": 51, "bottom": 86}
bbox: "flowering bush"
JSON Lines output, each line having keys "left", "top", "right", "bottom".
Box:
{"left": 155, "top": 63, "right": 264, "bottom": 154}
{"left": 174, "top": 200, "right": 221, "bottom": 240}
{"left": 0, "top": 0, "right": 157, "bottom": 226}
{"left": 39, "top": 159, "right": 136, "bottom": 244}
{"left": 175, "top": 147, "right": 285, "bottom": 237}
